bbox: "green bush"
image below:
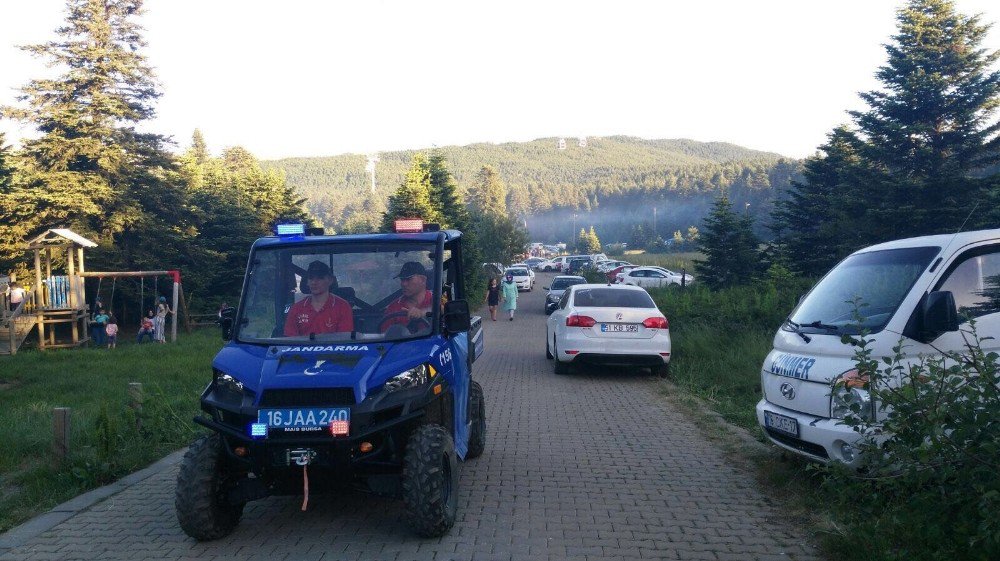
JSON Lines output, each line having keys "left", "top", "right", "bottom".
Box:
{"left": 820, "top": 323, "right": 1000, "bottom": 560}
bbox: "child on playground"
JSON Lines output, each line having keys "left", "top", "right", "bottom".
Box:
{"left": 137, "top": 310, "right": 155, "bottom": 343}
{"left": 105, "top": 314, "right": 118, "bottom": 349}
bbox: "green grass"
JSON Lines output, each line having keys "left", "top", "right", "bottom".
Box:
{"left": 0, "top": 330, "right": 222, "bottom": 532}
{"left": 617, "top": 251, "right": 703, "bottom": 271}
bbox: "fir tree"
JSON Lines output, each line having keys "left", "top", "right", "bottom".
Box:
{"left": 382, "top": 153, "right": 438, "bottom": 230}
{"left": 468, "top": 165, "right": 507, "bottom": 217}
{"left": 427, "top": 151, "right": 467, "bottom": 230}
{"left": 696, "top": 194, "right": 761, "bottom": 289}
{"left": 191, "top": 129, "right": 210, "bottom": 165}
{"left": 586, "top": 226, "right": 602, "bottom": 253}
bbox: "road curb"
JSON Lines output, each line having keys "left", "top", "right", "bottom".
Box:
{"left": 0, "top": 448, "right": 187, "bottom": 552}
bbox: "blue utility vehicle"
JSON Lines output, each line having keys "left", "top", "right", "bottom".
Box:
{"left": 175, "top": 224, "right": 485, "bottom": 539}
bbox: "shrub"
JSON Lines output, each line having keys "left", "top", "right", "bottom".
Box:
{"left": 822, "top": 323, "right": 1000, "bottom": 560}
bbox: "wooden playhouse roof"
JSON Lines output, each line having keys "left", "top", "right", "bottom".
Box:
{"left": 26, "top": 229, "right": 98, "bottom": 250}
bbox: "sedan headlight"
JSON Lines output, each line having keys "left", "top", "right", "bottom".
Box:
{"left": 384, "top": 364, "right": 428, "bottom": 393}
{"left": 831, "top": 369, "right": 873, "bottom": 420}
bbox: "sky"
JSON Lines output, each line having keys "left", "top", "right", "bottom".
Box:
{"left": 1, "top": 0, "right": 999, "bottom": 161}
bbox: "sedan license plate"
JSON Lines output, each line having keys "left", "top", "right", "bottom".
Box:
{"left": 258, "top": 408, "right": 350, "bottom": 435}
{"left": 764, "top": 410, "right": 799, "bottom": 437}
{"left": 600, "top": 323, "right": 639, "bottom": 333}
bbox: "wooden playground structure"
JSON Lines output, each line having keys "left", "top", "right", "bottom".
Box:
{"left": 0, "top": 229, "right": 184, "bottom": 355}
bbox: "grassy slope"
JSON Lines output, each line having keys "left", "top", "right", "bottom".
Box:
{"left": 0, "top": 330, "right": 221, "bottom": 532}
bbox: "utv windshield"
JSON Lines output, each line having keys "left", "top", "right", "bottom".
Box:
{"left": 236, "top": 242, "right": 440, "bottom": 344}
{"left": 787, "top": 246, "right": 940, "bottom": 335}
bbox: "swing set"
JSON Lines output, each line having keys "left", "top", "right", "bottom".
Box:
{"left": 87, "top": 270, "right": 186, "bottom": 342}
{"left": 5, "top": 229, "right": 186, "bottom": 352}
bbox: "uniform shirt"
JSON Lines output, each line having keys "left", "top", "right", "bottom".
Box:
{"left": 381, "top": 290, "right": 434, "bottom": 332}
{"left": 283, "top": 294, "right": 354, "bottom": 336}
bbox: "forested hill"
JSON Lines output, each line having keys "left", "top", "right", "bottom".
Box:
{"left": 262, "top": 136, "right": 802, "bottom": 243}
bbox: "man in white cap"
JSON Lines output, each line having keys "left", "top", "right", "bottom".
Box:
{"left": 284, "top": 260, "right": 354, "bottom": 336}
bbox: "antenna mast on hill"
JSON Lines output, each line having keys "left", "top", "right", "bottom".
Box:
{"left": 366, "top": 153, "right": 379, "bottom": 194}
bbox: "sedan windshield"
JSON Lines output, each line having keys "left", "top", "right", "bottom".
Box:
{"left": 237, "top": 242, "right": 439, "bottom": 344}
{"left": 551, "top": 277, "right": 586, "bottom": 290}
{"left": 507, "top": 268, "right": 529, "bottom": 276}
{"left": 788, "top": 246, "right": 940, "bottom": 335}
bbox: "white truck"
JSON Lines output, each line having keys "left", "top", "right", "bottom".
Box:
{"left": 756, "top": 228, "right": 1000, "bottom": 465}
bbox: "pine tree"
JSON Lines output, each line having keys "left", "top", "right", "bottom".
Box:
{"left": 576, "top": 228, "right": 589, "bottom": 253}
{"left": 468, "top": 165, "right": 507, "bottom": 217}
{"left": 382, "top": 153, "right": 439, "bottom": 230}
{"left": 696, "top": 194, "right": 761, "bottom": 289}
{"left": 427, "top": 151, "right": 467, "bottom": 230}
{"left": 586, "top": 226, "right": 602, "bottom": 253}
{"left": 191, "top": 129, "right": 210, "bottom": 165}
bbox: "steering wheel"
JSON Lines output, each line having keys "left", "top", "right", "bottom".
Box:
{"left": 378, "top": 311, "right": 432, "bottom": 334}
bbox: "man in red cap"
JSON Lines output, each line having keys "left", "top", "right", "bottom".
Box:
{"left": 284, "top": 260, "right": 354, "bottom": 336}
{"left": 381, "top": 261, "right": 434, "bottom": 333}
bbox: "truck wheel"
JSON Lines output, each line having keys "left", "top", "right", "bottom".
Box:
{"left": 467, "top": 381, "right": 486, "bottom": 459}
{"left": 402, "top": 425, "right": 458, "bottom": 537}
{"left": 175, "top": 434, "right": 244, "bottom": 541}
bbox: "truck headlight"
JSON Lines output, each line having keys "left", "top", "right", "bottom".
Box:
{"left": 213, "top": 370, "right": 245, "bottom": 405}
{"left": 831, "top": 369, "right": 873, "bottom": 420}
{"left": 384, "top": 364, "right": 428, "bottom": 393}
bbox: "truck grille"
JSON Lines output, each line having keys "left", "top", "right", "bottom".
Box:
{"left": 259, "top": 388, "right": 355, "bottom": 407}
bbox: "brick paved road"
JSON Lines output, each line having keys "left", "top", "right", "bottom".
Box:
{"left": 0, "top": 273, "right": 820, "bottom": 560}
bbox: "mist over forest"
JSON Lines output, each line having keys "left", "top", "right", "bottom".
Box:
{"left": 263, "top": 136, "right": 803, "bottom": 243}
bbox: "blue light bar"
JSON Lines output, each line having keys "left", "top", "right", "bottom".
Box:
{"left": 276, "top": 223, "right": 305, "bottom": 237}
{"left": 250, "top": 423, "right": 268, "bottom": 438}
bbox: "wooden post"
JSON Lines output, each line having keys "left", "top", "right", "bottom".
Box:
{"left": 128, "top": 382, "right": 143, "bottom": 431}
{"left": 179, "top": 286, "right": 192, "bottom": 334}
{"left": 34, "top": 249, "right": 45, "bottom": 350}
{"left": 53, "top": 407, "right": 70, "bottom": 462}
{"left": 171, "top": 280, "right": 179, "bottom": 343}
{"left": 67, "top": 245, "right": 78, "bottom": 344}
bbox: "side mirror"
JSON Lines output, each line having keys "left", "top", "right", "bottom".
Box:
{"left": 546, "top": 302, "right": 558, "bottom": 313}
{"left": 542, "top": 286, "right": 549, "bottom": 290}
{"left": 443, "top": 299, "right": 471, "bottom": 333}
{"left": 920, "top": 290, "right": 959, "bottom": 340}
{"left": 219, "top": 306, "right": 236, "bottom": 340}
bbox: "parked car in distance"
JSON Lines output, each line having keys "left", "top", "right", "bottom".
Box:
{"left": 525, "top": 257, "right": 546, "bottom": 270}
{"left": 606, "top": 265, "right": 637, "bottom": 283}
{"left": 505, "top": 266, "right": 534, "bottom": 291}
{"left": 543, "top": 275, "right": 587, "bottom": 314}
{"left": 546, "top": 284, "right": 670, "bottom": 377}
{"left": 510, "top": 263, "right": 536, "bottom": 284}
{"left": 618, "top": 266, "right": 693, "bottom": 288}
{"left": 537, "top": 258, "right": 562, "bottom": 272}
{"left": 596, "top": 260, "right": 632, "bottom": 274}
{"left": 567, "top": 258, "right": 592, "bottom": 275}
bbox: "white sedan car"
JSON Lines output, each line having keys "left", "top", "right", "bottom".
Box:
{"left": 618, "top": 266, "right": 693, "bottom": 288}
{"left": 545, "top": 284, "right": 671, "bottom": 377}
{"left": 504, "top": 266, "right": 534, "bottom": 291}
{"left": 596, "top": 260, "right": 632, "bottom": 273}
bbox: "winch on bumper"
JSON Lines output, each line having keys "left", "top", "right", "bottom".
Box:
{"left": 195, "top": 375, "right": 452, "bottom": 480}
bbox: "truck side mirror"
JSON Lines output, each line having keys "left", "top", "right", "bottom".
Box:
{"left": 219, "top": 306, "right": 236, "bottom": 340}
{"left": 443, "top": 299, "right": 471, "bottom": 333}
{"left": 920, "top": 291, "right": 959, "bottom": 341}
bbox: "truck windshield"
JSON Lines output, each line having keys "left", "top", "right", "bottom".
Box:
{"left": 236, "top": 242, "right": 440, "bottom": 344}
{"left": 788, "top": 246, "right": 940, "bottom": 335}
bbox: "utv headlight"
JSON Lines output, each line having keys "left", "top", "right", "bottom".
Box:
{"left": 213, "top": 370, "right": 245, "bottom": 405}
{"left": 384, "top": 364, "right": 429, "bottom": 393}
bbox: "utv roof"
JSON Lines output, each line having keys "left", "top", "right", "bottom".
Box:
{"left": 853, "top": 228, "right": 1000, "bottom": 255}
{"left": 252, "top": 229, "right": 463, "bottom": 249}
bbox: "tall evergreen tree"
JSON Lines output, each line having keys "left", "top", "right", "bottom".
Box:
{"left": 191, "top": 129, "right": 210, "bottom": 165}
{"left": 382, "top": 153, "right": 438, "bottom": 230}
{"left": 427, "top": 151, "right": 467, "bottom": 231}
{"left": 774, "top": 0, "right": 1000, "bottom": 273}
{"left": 696, "top": 194, "right": 761, "bottom": 289}
{"left": 468, "top": 165, "right": 507, "bottom": 217}
{"left": 586, "top": 226, "right": 602, "bottom": 253}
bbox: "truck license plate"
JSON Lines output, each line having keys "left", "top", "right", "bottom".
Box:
{"left": 601, "top": 323, "right": 639, "bottom": 333}
{"left": 764, "top": 411, "right": 799, "bottom": 437}
{"left": 258, "top": 408, "right": 350, "bottom": 435}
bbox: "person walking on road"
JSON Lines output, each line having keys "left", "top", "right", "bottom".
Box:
{"left": 500, "top": 273, "right": 518, "bottom": 321}
{"left": 485, "top": 277, "right": 500, "bottom": 321}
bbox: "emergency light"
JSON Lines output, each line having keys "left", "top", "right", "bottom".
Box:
{"left": 250, "top": 423, "right": 268, "bottom": 438}
{"left": 393, "top": 218, "right": 424, "bottom": 233}
{"left": 276, "top": 223, "right": 306, "bottom": 237}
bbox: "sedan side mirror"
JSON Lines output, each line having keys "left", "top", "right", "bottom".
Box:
{"left": 546, "top": 302, "right": 558, "bottom": 313}
{"left": 443, "top": 299, "right": 471, "bottom": 333}
{"left": 542, "top": 286, "right": 549, "bottom": 290}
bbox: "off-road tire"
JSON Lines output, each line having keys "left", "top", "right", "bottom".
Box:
{"left": 553, "top": 339, "right": 571, "bottom": 375}
{"left": 175, "top": 434, "right": 244, "bottom": 541}
{"left": 467, "top": 381, "right": 486, "bottom": 459}
{"left": 402, "top": 425, "right": 458, "bottom": 537}
{"left": 652, "top": 363, "right": 670, "bottom": 379}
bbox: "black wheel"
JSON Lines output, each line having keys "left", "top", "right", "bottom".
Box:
{"left": 175, "top": 434, "right": 244, "bottom": 541}
{"left": 553, "top": 339, "right": 571, "bottom": 375}
{"left": 467, "top": 381, "right": 486, "bottom": 459}
{"left": 402, "top": 425, "right": 458, "bottom": 537}
{"left": 545, "top": 334, "right": 553, "bottom": 359}
{"left": 652, "top": 362, "right": 670, "bottom": 379}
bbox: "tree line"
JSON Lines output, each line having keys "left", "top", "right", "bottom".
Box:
{"left": 696, "top": 0, "right": 1000, "bottom": 289}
